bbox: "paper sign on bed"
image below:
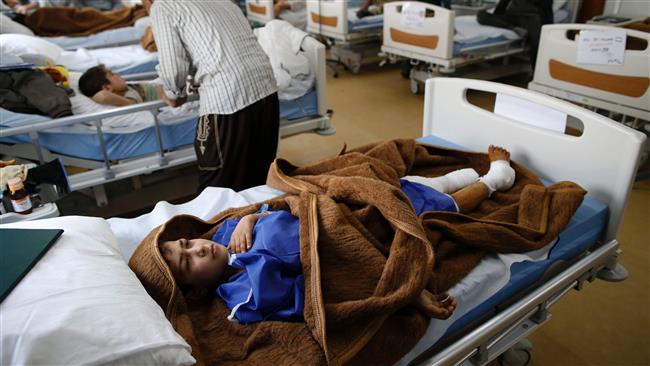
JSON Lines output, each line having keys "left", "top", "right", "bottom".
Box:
{"left": 400, "top": 3, "right": 426, "bottom": 29}
{"left": 494, "top": 93, "right": 567, "bottom": 133}
{"left": 576, "top": 29, "right": 626, "bottom": 66}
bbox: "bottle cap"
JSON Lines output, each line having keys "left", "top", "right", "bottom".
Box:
{"left": 7, "top": 177, "right": 24, "bottom": 192}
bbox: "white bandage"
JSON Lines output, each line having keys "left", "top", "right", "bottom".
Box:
{"left": 479, "top": 160, "right": 515, "bottom": 195}
{"left": 403, "top": 168, "right": 479, "bottom": 194}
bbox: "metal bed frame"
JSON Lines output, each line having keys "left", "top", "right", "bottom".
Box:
{"left": 380, "top": 1, "right": 529, "bottom": 94}
{"left": 408, "top": 78, "right": 645, "bottom": 365}
{"left": 0, "top": 37, "right": 334, "bottom": 206}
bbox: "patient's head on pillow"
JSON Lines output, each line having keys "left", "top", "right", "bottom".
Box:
{"left": 79, "top": 64, "right": 128, "bottom": 97}
{"left": 160, "top": 237, "right": 229, "bottom": 290}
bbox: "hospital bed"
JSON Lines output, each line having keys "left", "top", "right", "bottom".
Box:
{"left": 527, "top": 24, "right": 649, "bottom": 131}
{"left": 307, "top": 0, "right": 384, "bottom": 74}
{"left": 381, "top": 1, "right": 528, "bottom": 94}
{"left": 0, "top": 36, "right": 334, "bottom": 207}
{"left": 1, "top": 78, "right": 645, "bottom": 366}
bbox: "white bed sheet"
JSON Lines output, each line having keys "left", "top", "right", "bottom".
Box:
{"left": 57, "top": 44, "right": 157, "bottom": 72}
{"left": 454, "top": 15, "right": 519, "bottom": 44}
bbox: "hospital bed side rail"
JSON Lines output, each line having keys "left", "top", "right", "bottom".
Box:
{"left": 412, "top": 238, "right": 621, "bottom": 366}
{"left": 0, "top": 99, "right": 189, "bottom": 191}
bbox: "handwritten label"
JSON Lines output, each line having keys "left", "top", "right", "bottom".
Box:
{"left": 400, "top": 3, "right": 425, "bottom": 29}
{"left": 576, "top": 29, "right": 626, "bottom": 66}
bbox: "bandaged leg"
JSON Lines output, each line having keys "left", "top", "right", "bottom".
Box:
{"left": 403, "top": 168, "right": 479, "bottom": 194}
{"left": 478, "top": 148, "right": 516, "bottom": 196}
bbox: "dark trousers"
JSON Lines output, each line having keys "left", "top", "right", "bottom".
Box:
{"left": 195, "top": 92, "right": 279, "bottom": 192}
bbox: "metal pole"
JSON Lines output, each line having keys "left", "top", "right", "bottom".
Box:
{"left": 94, "top": 120, "right": 115, "bottom": 179}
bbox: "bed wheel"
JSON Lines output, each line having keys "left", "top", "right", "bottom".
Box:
{"left": 350, "top": 62, "right": 361, "bottom": 75}
{"left": 410, "top": 79, "right": 420, "bottom": 95}
{"left": 499, "top": 339, "right": 532, "bottom": 366}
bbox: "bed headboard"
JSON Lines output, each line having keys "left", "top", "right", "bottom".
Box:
{"left": 531, "top": 24, "right": 650, "bottom": 113}
{"left": 423, "top": 78, "right": 646, "bottom": 242}
{"left": 383, "top": 1, "right": 454, "bottom": 60}
{"left": 300, "top": 35, "right": 328, "bottom": 117}
{"left": 306, "top": 0, "right": 349, "bottom": 36}
{"left": 246, "top": 0, "right": 274, "bottom": 23}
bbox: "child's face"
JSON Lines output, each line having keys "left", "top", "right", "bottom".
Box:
{"left": 103, "top": 67, "right": 127, "bottom": 93}
{"left": 161, "top": 238, "right": 228, "bottom": 288}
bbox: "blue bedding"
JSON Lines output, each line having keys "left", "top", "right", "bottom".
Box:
{"left": 0, "top": 90, "right": 319, "bottom": 161}
{"left": 348, "top": 10, "right": 383, "bottom": 33}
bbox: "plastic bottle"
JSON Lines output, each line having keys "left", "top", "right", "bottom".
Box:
{"left": 8, "top": 177, "right": 32, "bottom": 215}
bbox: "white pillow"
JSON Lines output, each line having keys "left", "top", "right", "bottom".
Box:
{"left": 0, "top": 216, "right": 196, "bottom": 366}
{"left": 0, "top": 14, "right": 35, "bottom": 36}
{"left": 0, "top": 33, "right": 63, "bottom": 61}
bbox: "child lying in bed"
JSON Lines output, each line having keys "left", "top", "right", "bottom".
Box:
{"left": 159, "top": 146, "right": 516, "bottom": 325}
{"left": 78, "top": 64, "right": 161, "bottom": 107}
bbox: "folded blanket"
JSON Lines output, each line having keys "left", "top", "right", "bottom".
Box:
{"left": 129, "top": 139, "right": 585, "bottom": 366}
{"left": 25, "top": 5, "right": 148, "bottom": 37}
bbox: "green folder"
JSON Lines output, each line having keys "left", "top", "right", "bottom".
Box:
{"left": 0, "top": 228, "right": 63, "bottom": 303}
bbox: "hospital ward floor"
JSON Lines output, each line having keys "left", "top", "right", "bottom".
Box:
{"left": 58, "top": 64, "right": 649, "bottom": 366}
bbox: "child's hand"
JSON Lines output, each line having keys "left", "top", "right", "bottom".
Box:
{"left": 412, "top": 289, "right": 457, "bottom": 319}
{"left": 228, "top": 215, "right": 256, "bottom": 254}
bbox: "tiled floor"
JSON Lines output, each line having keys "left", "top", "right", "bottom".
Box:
{"left": 61, "top": 61, "right": 649, "bottom": 366}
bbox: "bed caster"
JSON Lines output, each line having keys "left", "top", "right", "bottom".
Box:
{"left": 350, "top": 62, "right": 361, "bottom": 74}
{"left": 499, "top": 339, "right": 532, "bottom": 366}
{"left": 316, "top": 126, "right": 336, "bottom": 136}
{"left": 410, "top": 79, "right": 420, "bottom": 95}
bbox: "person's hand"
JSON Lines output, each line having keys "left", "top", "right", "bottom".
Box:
{"left": 228, "top": 215, "right": 257, "bottom": 254}
{"left": 162, "top": 93, "right": 187, "bottom": 108}
{"left": 15, "top": 4, "right": 30, "bottom": 14}
{"left": 412, "top": 289, "right": 457, "bottom": 319}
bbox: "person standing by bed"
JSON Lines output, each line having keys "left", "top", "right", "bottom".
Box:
{"left": 142, "top": 0, "right": 279, "bottom": 193}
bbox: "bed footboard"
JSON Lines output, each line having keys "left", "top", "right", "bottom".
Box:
{"left": 382, "top": 1, "right": 454, "bottom": 60}
{"left": 246, "top": 0, "right": 274, "bottom": 24}
{"left": 307, "top": 0, "right": 349, "bottom": 38}
{"left": 529, "top": 24, "right": 650, "bottom": 120}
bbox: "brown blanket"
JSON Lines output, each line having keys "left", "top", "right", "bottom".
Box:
{"left": 25, "top": 5, "right": 148, "bottom": 37}
{"left": 129, "top": 139, "right": 585, "bottom": 366}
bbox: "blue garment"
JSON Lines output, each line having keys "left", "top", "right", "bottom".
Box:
{"left": 400, "top": 179, "right": 458, "bottom": 215}
{"left": 212, "top": 179, "right": 456, "bottom": 324}
{"left": 212, "top": 209, "right": 304, "bottom": 324}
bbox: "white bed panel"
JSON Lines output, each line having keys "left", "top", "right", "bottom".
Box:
{"left": 531, "top": 24, "right": 650, "bottom": 115}
{"left": 423, "top": 78, "right": 646, "bottom": 241}
{"left": 302, "top": 36, "right": 328, "bottom": 116}
{"left": 307, "top": 0, "right": 349, "bottom": 37}
{"left": 383, "top": 1, "right": 454, "bottom": 60}
{"left": 246, "top": 0, "right": 275, "bottom": 23}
